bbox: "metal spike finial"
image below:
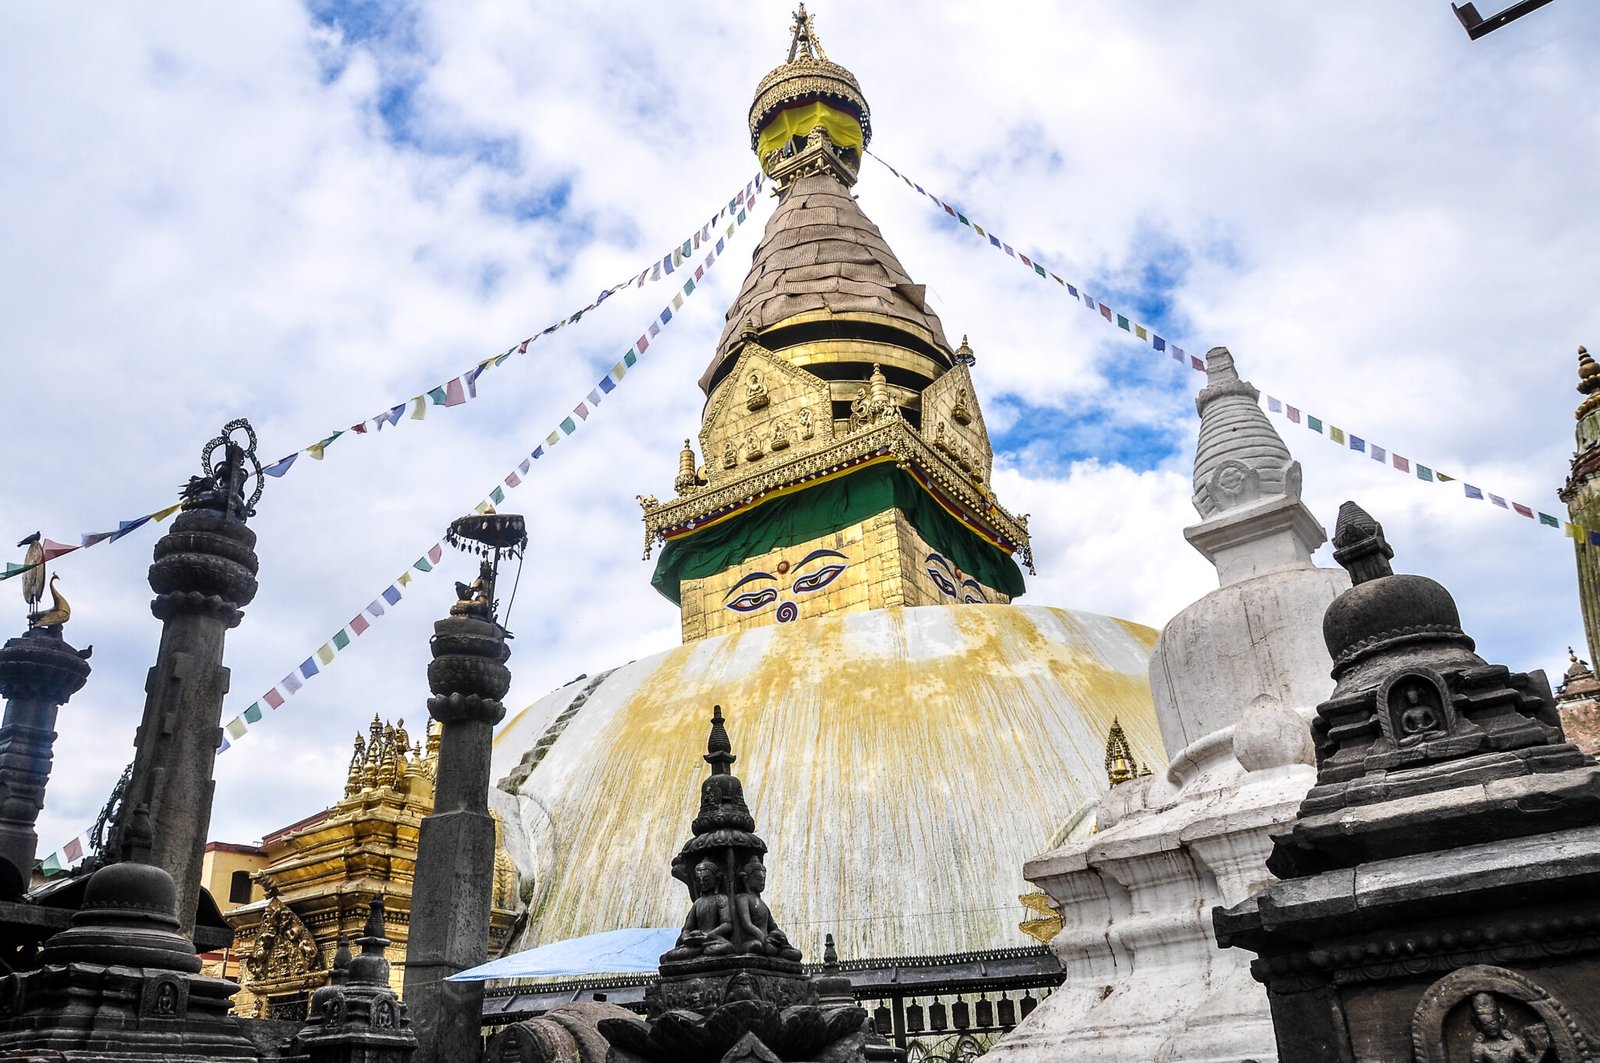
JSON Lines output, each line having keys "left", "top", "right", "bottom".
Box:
{"left": 788, "top": 3, "right": 828, "bottom": 62}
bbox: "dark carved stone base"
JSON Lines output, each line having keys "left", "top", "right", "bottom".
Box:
{"left": 650, "top": 955, "right": 816, "bottom": 1017}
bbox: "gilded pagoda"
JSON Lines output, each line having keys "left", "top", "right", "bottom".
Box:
{"left": 204, "top": 716, "right": 519, "bottom": 1019}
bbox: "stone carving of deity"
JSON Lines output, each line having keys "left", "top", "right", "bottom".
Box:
{"left": 798, "top": 407, "right": 814, "bottom": 440}
{"left": 1467, "top": 992, "right": 1549, "bottom": 1063}
{"left": 723, "top": 439, "right": 737, "bottom": 469}
{"left": 734, "top": 859, "right": 802, "bottom": 961}
{"left": 746, "top": 371, "right": 770, "bottom": 411}
{"left": 664, "top": 859, "right": 737, "bottom": 961}
{"left": 770, "top": 418, "right": 790, "bottom": 451}
{"left": 744, "top": 427, "right": 763, "bottom": 461}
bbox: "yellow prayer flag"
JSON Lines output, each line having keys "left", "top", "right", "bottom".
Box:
{"left": 410, "top": 397, "right": 427, "bottom": 420}
{"left": 671, "top": 293, "right": 685, "bottom": 311}
{"left": 1330, "top": 427, "right": 1346, "bottom": 444}
{"left": 152, "top": 503, "right": 182, "bottom": 523}
{"left": 316, "top": 643, "right": 335, "bottom": 666}
{"left": 307, "top": 443, "right": 327, "bottom": 460}
{"left": 473, "top": 501, "right": 492, "bottom": 515}
{"left": 1135, "top": 325, "right": 1148, "bottom": 340}
{"left": 1566, "top": 522, "right": 1581, "bottom": 540}
{"left": 397, "top": 571, "right": 413, "bottom": 587}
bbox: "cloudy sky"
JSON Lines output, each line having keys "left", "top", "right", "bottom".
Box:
{"left": 3, "top": 2, "right": 1597, "bottom": 857}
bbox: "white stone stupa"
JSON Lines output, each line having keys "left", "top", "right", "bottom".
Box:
{"left": 988, "top": 346, "right": 1351, "bottom": 1062}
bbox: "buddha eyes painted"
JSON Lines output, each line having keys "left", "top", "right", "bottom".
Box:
{"left": 926, "top": 552, "right": 988, "bottom": 604}
{"left": 722, "top": 549, "right": 849, "bottom": 618}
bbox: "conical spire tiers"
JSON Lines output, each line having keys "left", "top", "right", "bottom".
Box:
{"left": 1192, "top": 346, "right": 1300, "bottom": 519}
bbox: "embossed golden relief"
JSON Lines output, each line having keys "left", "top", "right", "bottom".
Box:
{"left": 697, "top": 337, "right": 833, "bottom": 490}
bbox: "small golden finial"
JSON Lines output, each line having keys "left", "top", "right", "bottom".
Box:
{"left": 955, "top": 335, "right": 976, "bottom": 368}
{"left": 787, "top": 3, "right": 827, "bottom": 62}
{"left": 1104, "top": 717, "right": 1139, "bottom": 786}
{"left": 675, "top": 439, "right": 700, "bottom": 494}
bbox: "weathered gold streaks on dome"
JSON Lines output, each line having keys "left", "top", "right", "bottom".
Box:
{"left": 493, "top": 606, "right": 1162, "bottom": 959}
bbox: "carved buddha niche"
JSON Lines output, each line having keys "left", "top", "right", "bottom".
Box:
{"left": 1463, "top": 992, "right": 1550, "bottom": 1063}
{"left": 1379, "top": 671, "right": 1455, "bottom": 749}
{"left": 771, "top": 418, "right": 790, "bottom": 451}
{"left": 746, "top": 371, "right": 770, "bottom": 411}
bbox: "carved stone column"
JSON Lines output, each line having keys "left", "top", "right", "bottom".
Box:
{"left": 117, "top": 421, "right": 263, "bottom": 936}
{"left": 0, "top": 625, "right": 91, "bottom": 895}
{"left": 403, "top": 607, "right": 509, "bottom": 1063}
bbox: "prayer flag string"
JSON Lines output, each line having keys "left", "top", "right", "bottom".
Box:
{"left": 5, "top": 173, "right": 766, "bottom": 583}
{"left": 867, "top": 152, "right": 1576, "bottom": 545}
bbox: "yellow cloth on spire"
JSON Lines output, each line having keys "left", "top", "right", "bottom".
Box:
{"left": 756, "top": 100, "right": 863, "bottom": 162}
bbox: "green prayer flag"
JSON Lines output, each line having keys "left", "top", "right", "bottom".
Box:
{"left": 737, "top": 209, "right": 747, "bottom": 224}
{"left": 1307, "top": 416, "right": 1323, "bottom": 433}
{"left": 684, "top": 278, "right": 696, "bottom": 294}
{"left": 624, "top": 350, "right": 637, "bottom": 368}
{"left": 333, "top": 629, "right": 351, "bottom": 650}
{"left": 957, "top": 213, "right": 968, "bottom": 225}
{"left": 1116, "top": 315, "right": 1130, "bottom": 330}
{"left": 1417, "top": 465, "right": 1434, "bottom": 481}
{"left": 428, "top": 385, "right": 448, "bottom": 405}
{"left": 243, "top": 703, "right": 263, "bottom": 724}
{"left": 413, "top": 557, "right": 433, "bottom": 573}
{"left": 560, "top": 417, "right": 577, "bottom": 435}
{"left": 41, "top": 853, "right": 61, "bottom": 874}
{"left": 1540, "top": 512, "right": 1560, "bottom": 528}
{"left": 491, "top": 486, "right": 507, "bottom": 504}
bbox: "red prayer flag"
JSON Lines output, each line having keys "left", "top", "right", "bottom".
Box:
{"left": 63, "top": 836, "right": 83, "bottom": 862}
{"left": 350, "top": 613, "right": 371, "bottom": 636}
{"left": 443, "top": 378, "right": 467, "bottom": 406}
{"left": 1513, "top": 503, "right": 1534, "bottom": 518}
{"left": 264, "top": 688, "right": 285, "bottom": 710}
{"left": 517, "top": 338, "right": 530, "bottom": 353}
{"left": 574, "top": 402, "right": 590, "bottom": 421}
{"left": 1393, "top": 455, "right": 1410, "bottom": 472}
{"left": 1190, "top": 355, "right": 1205, "bottom": 371}
{"left": 1099, "top": 303, "right": 1113, "bottom": 322}
{"left": 1286, "top": 406, "right": 1301, "bottom": 423}
{"left": 427, "top": 543, "right": 443, "bottom": 564}
{"left": 636, "top": 335, "right": 649, "bottom": 354}
{"left": 41, "top": 540, "right": 78, "bottom": 561}
{"left": 506, "top": 471, "right": 521, "bottom": 488}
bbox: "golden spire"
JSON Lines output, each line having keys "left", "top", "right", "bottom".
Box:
{"left": 675, "top": 439, "right": 700, "bottom": 495}
{"left": 345, "top": 733, "right": 366, "bottom": 797}
{"left": 787, "top": 3, "right": 827, "bottom": 61}
{"left": 1578, "top": 345, "right": 1600, "bottom": 421}
{"left": 1104, "top": 717, "right": 1139, "bottom": 786}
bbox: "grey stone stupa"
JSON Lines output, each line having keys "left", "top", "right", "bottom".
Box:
{"left": 1215, "top": 502, "right": 1600, "bottom": 1062}
{"left": 0, "top": 804, "right": 260, "bottom": 1060}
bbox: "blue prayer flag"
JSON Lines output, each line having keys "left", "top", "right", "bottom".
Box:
{"left": 1464, "top": 485, "right": 1485, "bottom": 500}
{"left": 599, "top": 375, "right": 616, "bottom": 393}
{"left": 382, "top": 585, "right": 402, "bottom": 605}
{"left": 300, "top": 657, "right": 319, "bottom": 680}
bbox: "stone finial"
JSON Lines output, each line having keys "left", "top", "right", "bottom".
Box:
{"left": 1192, "top": 346, "right": 1301, "bottom": 519}
{"left": 1330, "top": 501, "right": 1395, "bottom": 585}
{"left": 704, "top": 704, "right": 736, "bottom": 775}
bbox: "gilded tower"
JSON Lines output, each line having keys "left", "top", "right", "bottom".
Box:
{"left": 641, "top": 7, "right": 1031, "bottom": 642}
{"left": 1558, "top": 345, "right": 1600, "bottom": 667}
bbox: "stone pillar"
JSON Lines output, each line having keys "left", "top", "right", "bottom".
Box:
{"left": 116, "top": 422, "right": 263, "bottom": 936}
{"left": 0, "top": 626, "right": 92, "bottom": 895}
{"left": 403, "top": 612, "right": 508, "bottom": 1063}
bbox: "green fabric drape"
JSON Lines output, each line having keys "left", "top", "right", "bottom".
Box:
{"left": 650, "top": 463, "right": 1026, "bottom": 604}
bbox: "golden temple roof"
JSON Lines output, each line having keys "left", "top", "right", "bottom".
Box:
{"left": 1577, "top": 345, "right": 1600, "bottom": 422}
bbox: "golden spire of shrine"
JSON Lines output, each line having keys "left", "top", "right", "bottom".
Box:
{"left": 749, "top": 7, "right": 870, "bottom": 181}
{"left": 1104, "top": 717, "right": 1140, "bottom": 786}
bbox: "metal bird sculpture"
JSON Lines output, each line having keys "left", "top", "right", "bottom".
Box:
{"left": 16, "top": 532, "right": 44, "bottom": 615}
{"left": 29, "top": 573, "right": 71, "bottom": 630}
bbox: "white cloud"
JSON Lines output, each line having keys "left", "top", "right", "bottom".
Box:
{"left": 1, "top": 1, "right": 1595, "bottom": 861}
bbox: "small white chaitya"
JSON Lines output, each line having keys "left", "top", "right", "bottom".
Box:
{"left": 990, "top": 346, "right": 1349, "bottom": 1062}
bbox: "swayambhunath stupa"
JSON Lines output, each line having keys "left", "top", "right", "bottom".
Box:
{"left": 1, "top": 3, "right": 1597, "bottom": 1062}
{"left": 488, "top": 8, "right": 1163, "bottom": 966}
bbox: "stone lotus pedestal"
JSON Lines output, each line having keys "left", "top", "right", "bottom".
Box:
{"left": 1215, "top": 502, "right": 1600, "bottom": 1063}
